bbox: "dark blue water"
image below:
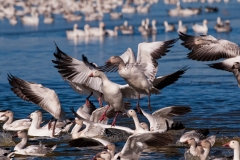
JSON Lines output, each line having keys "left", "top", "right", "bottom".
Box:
{"left": 1, "top": 0, "right": 240, "bottom": 159}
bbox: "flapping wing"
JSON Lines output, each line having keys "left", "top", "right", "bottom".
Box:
{"left": 8, "top": 74, "right": 65, "bottom": 120}
{"left": 119, "top": 84, "right": 145, "bottom": 99}
{"left": 120, "top": 48, "right": 136, "bottom": 64}
{"left": 152, "top": 106, "right": 191, "bottom": 117}
{"left": 136, "top": 39, "right": 178, "bottom": 81}
{"left": 153, "top": 66, "right": 188, "bottom": 90}
{"left": 208, "top": 56, "right": 240, "bottom": 72}
{"left": 52, "top": 44, "right": 102, "bottom": 94}
{"left": 179, "top": 32, "right": 240, "bottom": 61}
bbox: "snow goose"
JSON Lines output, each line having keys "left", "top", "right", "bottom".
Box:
{"left": 214, "top": 17, "right": 224, "bottom": 29}
{"left": 192, "top": 19, "right": 208, "bottom": 34}
{"left": 28, "top": 110, "right": 61, "bottom": 137}
{"left": 121, "top": 4, "right": 136, "bottom": 13}
{"left": 179, "top": 32, "right": 240, "bottom": 61}
{"left": 98, "top": 40, "right": 188, "bottom": 112}
{"left": 43, "top": 12, "right": 54, "bottom": 24}
{"left": 21, "top": 10, "right": 39, "bottom": 26}
{"left": 52, "top": 44, "right": 104, "bottom": 107}
{"left": 97, "top": 131, "right": 174, "bottom": 160}
{"left": 137, "top": 4, "right": 151, "bottom": 13}
{"left": 105, "top": 26, "right": 119, "bottom": 36}
{"left": 223, "top": 140, "right": 240, "bottom": 160}
{"left": 140, "top": 106, "right": 191, "bottom": 131}
{"left": 168, "top": 1, "right": 181, "bottom": 16}
{"left": 12, "top": 130, "right": 56, "bottom": 156}
{"left": 110, "top": 12, "right": 122, "bottom": 19}
{"left": 8, "top": 74, "right": 67, "bottom": 132}
{"left": 177, "top": 20, "right": 188, "bottom": 34}
{"left": 66, "top": 24, "right": 90, "bottom": 39}
{"left": 138, "top": 20, "right": 146, "bottom": 33}
{"left": 76, "top": 100, "right": 96, "bottom": 120}
{"left": 8, "top": 16, "right": 17, "bottom": 25}
{"left": 184, "top": 138, "right": 203, "bottom": 158}
{"left": 164, "top": 21, "right": 175, "bottom": 32}
{"left": 88, "top": 22, "right": 105, "bottom": 36}
{"left": 205, "top": 6, "right": 218, "bottom": 13}
{"left": 1, "top": 110, "right": 31, "bottom": 131}
{"left": 151, "top": 19, "right": 157, "bottom": 35}
{"left": 215, "top": 20, "right": 232, "bottom": 33}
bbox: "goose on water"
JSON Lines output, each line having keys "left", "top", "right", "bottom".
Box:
{"left": 177, "top": 20, "right": 188, "bottom": 34}
{"left": 8, "top": 74, "right": 67, "bottom": 134}
{"left": 140, "top": 106, "right": 191, "bottom": 131}
{"left": 1, "top": 110, "right": 31, "bottom": 131}
{"left": 98, "top": 39, "right": 187, "bottom": 112}
{"left": 164, "top": 21, "right": 175, "bottom": 32}
{"left": 12, "top": 130, "right": 56, "bottom": 156}
{"left": 192, "top": 19, "right": 208, "bottom": 34}
{"left": 66, "top": 24, "right": 90, "bottom": 38}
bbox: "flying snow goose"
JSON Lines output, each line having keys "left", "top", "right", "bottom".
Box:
{"left": 12, "top": 130, "right": 56, "bottom": 156}
{"left": 28, "top": 110, "right": 61, "bottom": 137}
{"left": 208, "top": 57, "right": 240, "bottom": 86}
{"left": 76, "top": 100, "right": 96, "bottom": 120}
{"left": 8, "top": 74, "right": 67, "bottom": 135}
{"left": 179, "top": 32, "right": 240, "bottom": 61}
{"left": 140, "top": 106, "right": 191, "bottom": 131}
{"left": 192, "top": 19, "right": 208, "bottom": 34}
{"left": 184, "top": 138, "right": 204, "bottom": 158}
{"left": 98, "top": 39, "right": 180, "bottom": 111}
{"left": 94, "top": 131, "right": 174, "bottom": 160}
{"left": 8, "top": 74, "right": 66, "bottom": 124}
{"left": 1, "top": 110, "right": 31, "bottom": 131}
{"left": 52, "top": 44, "right": 104, "bottom": 107}
{"left": 223, "top": 140, "right": 240, "bottom": 160}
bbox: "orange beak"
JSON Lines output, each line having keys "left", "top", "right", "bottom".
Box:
{"left": 223, "top": 142, "right": 230, "bottom": 147}
{"left": 89, "top": 73, "right": 93, "bottom": 77}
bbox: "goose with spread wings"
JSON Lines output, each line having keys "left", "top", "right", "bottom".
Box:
{"left": 52, "top": 45, "right": 104, "bottom": 107}
{"left": 97, "top": 38, "right": 183, "bottom": 112}
{"left": 7, "top": 74, "right": 67, "bottom": 133}
{"left": 179, "top": 32, "right": 240, "bottom": 86}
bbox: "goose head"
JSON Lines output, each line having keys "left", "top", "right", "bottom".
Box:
{"left": 106, "top": 56, "right": 123, "bottom": 65}
{"left": 14, "top": 130, "right": 27, "bottom": 138}
{"left": 178, "top": 20, "right": 182, "bottom": 27}
{"left": 145, "top": 18, "right": 150, "bottom": 25}
{"left": 99, "top": 151, "right": 111, "bottom": 159}
{"left": 199, "top": 139, "right": 211, "bottom": 150}
{"left": 99, "top": 22, "right": 105, "bottom": 28}
{"left": 89, "top": 70, "right": 102, "bottom": 78}
{"left": 73, "top": 24, "right": 78, "bottom": 29}
{"left": 217, "top": 17, "right": 221, "bottom": 24}
{"left": 114, "top": 26, "right": 119, "bottom": 31}
{"left": 124, "top": 21, "right": 128, "bottom": 26}
{"left": 141, "top": 20, "right": 145, "bottom": 26}
{"left": 203, "top": 19, "right": 208, "bottom": 25}
{"left": 1, "top": 110, "right": 13, "bottom": 118}
{"left": 140, "top": 122, "right": 149, "bottom": 131}
{"left": 128, "top": 109, "right": 137, "bottom": 118}
{"left": 29, "top": 110, "right": 42, "bottom": 119}
{"left": 104, "top": 143, "right": 115, "bottom": 152}
{"left": 232, "top": 62, "right": 240, "bottom": 69}
{"left": 163, "top": 21, "right": 168, "bottom": 27}
{"left": 185, "top": 138, "right": 196, "bottom": 145}
{"left": 152, "top": 19, "right": 157, "bottom": 25}
{"left": 223, "top": 140, "right": 240, "bottom": 149}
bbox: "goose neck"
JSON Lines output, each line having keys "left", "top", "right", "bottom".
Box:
{"left": 14, "top": 137, "right": 27, "bottom": 151}
{"left": 233, "top": 147, "right": 240, "bottom": 160}
{"left": 5, "top": 115, "right": 13, "bottom": 125}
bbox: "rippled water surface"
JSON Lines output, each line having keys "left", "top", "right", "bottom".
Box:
{"left": 1, "top": 0, "right": 240, "bottom": 159}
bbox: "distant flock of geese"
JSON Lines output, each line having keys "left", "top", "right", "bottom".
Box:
{"left": 0, "top": 31, "right": 240, "bottom": 159}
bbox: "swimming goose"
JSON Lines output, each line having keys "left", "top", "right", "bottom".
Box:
{"left": 215, "top": 20, "right": 232, "bottom": 33}
{"left": 43, "top": 12, "right": 54, "bottom": 24}
{"left": 140, "top": 106, "right": 191, "bottom": 131}
{"left": 88, "top": 22, "right": 105, "bottom": 36}
{"left": 8, "top": 74, "right": 67, "bottom": 130}
{"left": 137, "top": 4, "right": 151, "bottom": 13}
{"left": 223, "top": 140, "right": 240, "bottom": 160}
{"left": 177, "top": 20, "right": 188, "bottom": 34}
{"left": 121, "top": 4, "right": 136, "bottom": 13}
{"left": 28, "top": 110, "right": 62, "bottom": 137}
{"left": 1, "top": 110, "right": 31, "bottom": 131}
{"left": 138, "top": 20, "right": 146, "bottom": 32}
{"left": 192, "top": 19, "right": 208, "bottom": 34}
{"left": 179, "top": 32, "right": 240, "bottom": 61}
{"left": 98, "top": 39, "right": 187, "bottom": 112}
{"left": 214, "top": 17, "right": 224, "bottom": 29}
{"left": 164, "top": 21, "right": 175, "bottom": 32}
{"left": 151, "top": 19, "right": 157, "bottom": 35}
{"left": 13, "top": 130, "right": 56, "bottom": 156}
{"left": 52, "top": 45, "right": 104, "bottom": 107}
{"left": 110, "top": 12, "right": 122, "bottom": 19}
{"left": 105, "top": 26, "right": 119, "bottom": 36}
{"left": 66, "top": 24, "right": 90, "bottom": 39}
{"left": 21, "top": 10, "right": 39, "bottom": 26}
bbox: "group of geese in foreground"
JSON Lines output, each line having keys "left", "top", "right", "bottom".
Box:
{"left": 1, "top": 32, "right": 240, "bottom": 159}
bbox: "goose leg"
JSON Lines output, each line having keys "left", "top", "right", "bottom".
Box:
{"left": 111, "top": 112, "right": 119, "bottom": 127}
{"left": 52, "top": 119, "right": 57, "bottom": 137}
{"left": 136, "top": 94, "right": 140, "bottom": 113}
{"left": 99, "top": 105, "right": 110, "bottom": 122}
{"left": 98, "top": 93, "right": 103, "bottom": 107}
{"left": 86, "top": 92, "right": 93, "bottom": 107}
{"left": 148, "top": 93, "right": 152, "bottom": 111}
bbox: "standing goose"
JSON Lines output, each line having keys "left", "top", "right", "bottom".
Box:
{"left": 12, "top": 130, "right": 56, "bottom": 156}
{"left": 52, "top": 44, "right": 104, "bottom": 107}
{"left": 98, "top": 39, "right": 182, "bottom": 112}
{"left": 1, "top": 110, "right": 31, "bottom": 131}
{"left": 140, "top": 106, "right": 191, "bottom": 131}
{"left": 7, "top": 74, "right": 67, "bottom": 133}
